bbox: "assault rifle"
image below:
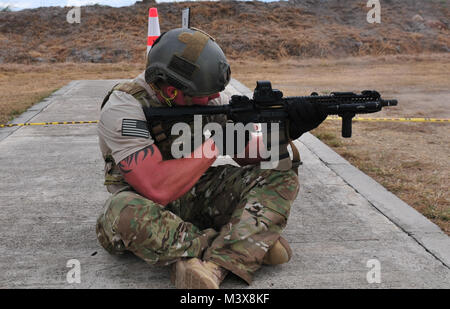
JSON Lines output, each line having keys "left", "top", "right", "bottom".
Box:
{"left": 142, "top": 81, "right": 397, "bottom": 169}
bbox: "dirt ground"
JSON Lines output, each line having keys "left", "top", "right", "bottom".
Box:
{"left": 0, "top": 53, "right": 448, "bottom": 233}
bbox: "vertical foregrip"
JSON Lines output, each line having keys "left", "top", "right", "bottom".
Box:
{"left": 341, "top": 113, "right": 355, "bottom": 138}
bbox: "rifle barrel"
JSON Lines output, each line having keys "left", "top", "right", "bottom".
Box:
{"left": 382, "top": 99, "right": 398, "bottom": 106}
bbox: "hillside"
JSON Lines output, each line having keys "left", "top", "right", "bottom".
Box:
{"left": 0, "top": 0, "right": 449, "bottom": 64}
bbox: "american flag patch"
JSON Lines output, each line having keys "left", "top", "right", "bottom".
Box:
{"left": 121, "top": 119, "right": 150, "bottom": 138}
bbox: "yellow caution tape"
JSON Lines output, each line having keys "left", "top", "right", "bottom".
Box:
{"left": 1, "top": 117, "right": 449, "bottom": 128}
{"left": 0, "top": 121, "right": 99, "bottom": 128}
{"left": 326, "top": 116, "right": 450, "bottom": 123}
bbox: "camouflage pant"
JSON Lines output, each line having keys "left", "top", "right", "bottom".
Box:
{"left": 96, "top": 164, "right": 299, "bottom": 284}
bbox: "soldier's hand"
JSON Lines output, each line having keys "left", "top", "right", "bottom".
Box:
{"left": 211, "top": 124, "right": 251, "bottom": 156}
{"left": 288, "top": 101, "right": 327, "bottom": 140}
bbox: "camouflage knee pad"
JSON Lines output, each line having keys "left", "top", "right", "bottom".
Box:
{"left": 96, "top": 190, "right": 218, "bottom": 265}
{"left": 203, "top": 166, "right": 300, "bottom": 284}
{"left": 96, "top": 191, "right": 131, "bottom": 255}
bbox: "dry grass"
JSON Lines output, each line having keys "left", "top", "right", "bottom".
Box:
{"left": 0, "top": 53, "right": 448, "bottom": 234}
{"left": 230, "top": 53, "right": 450, "bottom": 234}
{"left": 313, "top": 122, "right": 449, "bottom": 234}
{"left": 0, "top": 62, "right": 143, "bottom": 124}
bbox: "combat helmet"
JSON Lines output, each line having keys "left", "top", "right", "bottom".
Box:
{"left": 145, "top": 28, "right": 231, "bottom": 97}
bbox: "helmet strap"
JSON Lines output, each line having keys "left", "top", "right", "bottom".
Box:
{"left": 150, "top": 83, "right": 177, "bottom": 107}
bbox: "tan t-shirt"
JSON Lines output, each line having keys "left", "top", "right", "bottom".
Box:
{"left": 97, "top": 72, "right": 229, "bottom": 192}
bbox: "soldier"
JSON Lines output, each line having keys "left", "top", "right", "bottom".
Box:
{"left": 96, "top": 28, "right": 326, "bottom": 289}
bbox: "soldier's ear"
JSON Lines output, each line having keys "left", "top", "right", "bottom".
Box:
{"left": 164, "top": 85, "right": 179, "bottom": 98}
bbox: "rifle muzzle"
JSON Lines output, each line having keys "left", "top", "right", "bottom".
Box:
{"left": 382, "top": 99, "right": 398, "bottom": 107}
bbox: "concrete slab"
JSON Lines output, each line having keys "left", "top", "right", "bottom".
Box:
{"left": 0, "top": 79, "right": 449, "bottom": 289}
{"left": 299, "top": 134, "right": 450, "bottom": 268}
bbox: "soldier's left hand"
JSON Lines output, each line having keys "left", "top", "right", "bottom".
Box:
{"left": 288, "top": 101, "right": 327, "bottom": 140}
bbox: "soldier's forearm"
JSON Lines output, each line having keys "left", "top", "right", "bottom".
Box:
{"left": 119, "top": 139, "right": 218, "bottom": 206}
{"left": 232, "top": 133, "right": 265, "bottom": 166}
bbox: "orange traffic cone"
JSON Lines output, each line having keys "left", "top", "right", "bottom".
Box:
{"left": 147, "top": 7, "right": 161, "bottom": 57}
